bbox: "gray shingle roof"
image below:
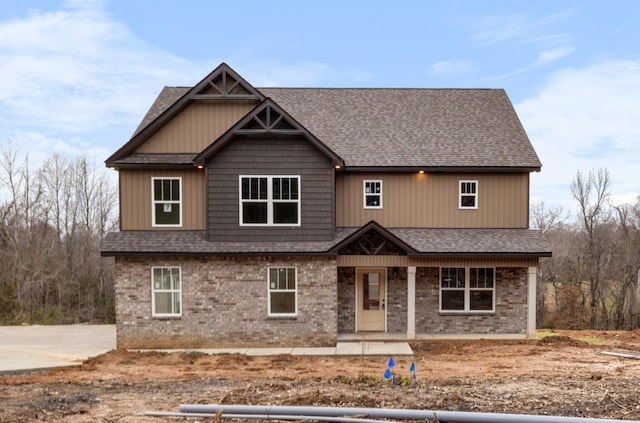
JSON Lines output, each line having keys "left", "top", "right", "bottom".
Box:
{"left": 388, "top": 228, "right": 551, "bottom": 255}
{"left": 101, "top": 228, "right": 550, "bottom": 256}
{"left": 133, "top": 86, "right": 188, "bottom": 137}
{"left": 261, "top": 88, "right": 540, "bottom": 169}
{"left": 120, "top": 85, "right": 541, "bottom": 169}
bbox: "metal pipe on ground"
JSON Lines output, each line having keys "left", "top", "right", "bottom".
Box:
{"left": 145, "top": 411, "right": 400, "bottom": 422}
{"left": 179, "top": 404, "right": 640, "bottom": 423}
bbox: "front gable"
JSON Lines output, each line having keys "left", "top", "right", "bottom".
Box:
{"left": 106, "top": 63, "right": 264, "bottom": 167}
{"left": 331, "top": 221, "right": 416, "bottom": 256}
{"left": 193, "top": 98, "right": 343, "bottom": 167}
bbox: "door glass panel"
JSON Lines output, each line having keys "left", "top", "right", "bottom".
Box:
{"left": 363, "top": 273, "right": 380, "bottom": 310}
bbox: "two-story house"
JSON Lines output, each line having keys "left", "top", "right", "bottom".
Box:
{"left": 101, "top": 63, "right": 551, "bottom": 348}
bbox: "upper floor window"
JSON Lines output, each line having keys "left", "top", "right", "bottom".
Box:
{"left": 152, "top": 267, "right": 181, "bottom": 317}
{"left": 268, "top": 267, "right": 297, "bottom": 316}
{"left": 363, "top": 180, "right": 382, "bottom": 209}
{"left": 240, "top": 176, "right": 300, "bottom": 226}
{"left": 459, "top": 180, "right": 478, "bottom": 209}
{"left": 440, "top": 267, "right": 494, "bottom": 312}
{"left": 152, "top": 177, "right": 182, "bottom": 226}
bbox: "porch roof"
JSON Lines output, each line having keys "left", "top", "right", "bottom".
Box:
{"left": 100, "top": 227, "right": 551, "bottom": 257}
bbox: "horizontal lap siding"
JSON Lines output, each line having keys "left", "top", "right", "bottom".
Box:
{"left": 207, "top": 136, "right": 335, "bottom": 241}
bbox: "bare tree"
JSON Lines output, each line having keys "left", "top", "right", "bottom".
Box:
{"left": 570, "top": 168, "right": 613, "bottom": 329}
{"left": 0, "top": 141, "right": 117, "bottom": 324}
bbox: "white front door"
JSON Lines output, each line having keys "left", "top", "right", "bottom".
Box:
{"left": 356, "top": 268, "right": 386, "bottom": 331}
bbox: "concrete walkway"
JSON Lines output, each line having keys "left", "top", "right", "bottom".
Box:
{"left": 141, "top": 341, "right": 413, "bottom": 357}
{"left": 0, "top": 325, "right": 412, "bottom": 374}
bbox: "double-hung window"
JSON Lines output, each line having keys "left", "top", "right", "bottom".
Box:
{"left": 268, "top": 267, "right": 297, "bottom": 316}
{"left": 459, "top": 180, "right": 478, "bottom": 209}
{"left": 240, "top": 176, "right": 300, "bottom": 225}
{"left": 152, "top": 267, "right": 181, "bottom": 317}
{"left": 152, "top": 177, "right": 182, "bottom": 226}
{"left": 363, "top": 180, "right": 382, "bottom": 209}
{"left": 440, "top": 267, "right": 494, "bottom": 312}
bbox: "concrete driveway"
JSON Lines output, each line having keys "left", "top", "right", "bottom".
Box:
{"left": 0, "top": 324, "right": 116, "bottom": 374}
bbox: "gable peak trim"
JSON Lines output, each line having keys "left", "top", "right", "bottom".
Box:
{"left": 193, "top": 98, "right": 343, "bottom": 166}
{"left": 192, "top": 63, "right": 264, "bottom": 100}
{"left": 330, "top": 221, "right": 417, "bottom": 256}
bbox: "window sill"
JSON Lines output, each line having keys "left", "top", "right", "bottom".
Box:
{"left": 152, "top": 315, "right": 182, "bottom": 320}
{"left": 267, "top": 315, "right": 298, "bottom": 320}
{"left": 438, "top": 311, "right": 495, "bottom": 316}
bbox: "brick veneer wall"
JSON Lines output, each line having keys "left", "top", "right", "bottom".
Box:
{"left": 115, "top": 255, "right": 338, "bottom": 348}
{"left": 337, "top": 267, "right": 356, "bottom": 333}
{"left": 415, "top": 267, "right": 528, "bottom": 335}
{"left": 386, "top": 267, "right": 407, "bottom": 333}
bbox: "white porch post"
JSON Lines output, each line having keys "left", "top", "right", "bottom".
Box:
{"left": 407, "top": 266, "right": 416, "bottom": 339}
{"left": 527, "top": 266, "right": 537, "bottom": 339}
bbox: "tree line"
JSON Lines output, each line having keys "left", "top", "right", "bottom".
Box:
{"left": 534, "top": 168, "right": 640, "bottom": 330}
{"left": 0, "top": 141, "right": 117, "bottom": 324}
{"left": 1, "top": 138, "right": 638, "bottom": 331}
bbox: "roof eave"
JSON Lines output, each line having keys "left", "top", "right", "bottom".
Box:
{"left": 343, "top": 166, "right": 541, "bottom": 173}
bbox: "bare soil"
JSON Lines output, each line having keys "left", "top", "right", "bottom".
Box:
{"left": 1, "top": 330, "right": 640, "bottom": 422}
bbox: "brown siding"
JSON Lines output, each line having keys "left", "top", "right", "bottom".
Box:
{"left": 336, "top": 172, "right": 529, "bottom": 228}
{"left": 207, "top": 136, "right": 335, "bottom": 242}
{"left": 135, "top": 101, "right": 256, "bottom": 154}
{"left": 120, "top": 169, "right": 205, "bottom": 230}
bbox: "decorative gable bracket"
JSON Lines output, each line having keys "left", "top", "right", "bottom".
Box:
{"left": 330, "top": 221, "right": 417, "bottom": 256}
{"left": 193, "top": 98, "right": 343, "bottom": 167}
{"left": 192, "top": 66, "right": 263, "bottom": 100}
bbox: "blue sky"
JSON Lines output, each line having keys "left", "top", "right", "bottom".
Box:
{"left": 0, "top": 0, "right": 638, "bottom": 213}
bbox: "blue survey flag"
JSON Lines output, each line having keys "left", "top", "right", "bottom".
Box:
{"left": 383, "top": 368, "right": 392, "bottom": 380}
{"left": 388, "top": 357, "right": 395, "bottom": 368}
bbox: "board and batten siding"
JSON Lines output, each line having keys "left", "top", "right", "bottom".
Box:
{"left": 134, "top": 101, "right": 257, "bottom": 154}
{"left": 119, "top": 169, "right": 206, "bottom": 230}
{"left": 336, "top": 172, "right": 529, "bottom": 228}
{"left": 207, "top": 136, "right": 335, "bottom": 242}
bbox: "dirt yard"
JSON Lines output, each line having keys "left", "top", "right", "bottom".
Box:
{"left": 1, "top": 330, "right": 640, "bottom": 422}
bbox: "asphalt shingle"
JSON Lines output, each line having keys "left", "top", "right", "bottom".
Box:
{"left": 101, "top": 227, "right": 550, "bottom": 256}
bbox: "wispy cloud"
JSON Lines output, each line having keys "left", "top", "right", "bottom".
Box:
{"left": 517, "top": 60, "right": 640, "bottom": 208}
{"left": 471, "top": 11, "right": 575, "bottom": 83}
{"left": 472, "top": 11, "right": 573, "bottom": 46}
{"left": 428, "top": 60, "right": 474, "bottom": 79}
{"left": 0, "top": 2, "right": 198, "bottom": 133}
{"left": 239, "top": 60, "right": 374, "bottom": 87}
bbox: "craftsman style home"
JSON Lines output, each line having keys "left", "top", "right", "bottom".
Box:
{"left": 102, "top": 63, "right": 551, "bottom": 348}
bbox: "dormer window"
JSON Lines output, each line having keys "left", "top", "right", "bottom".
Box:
{"left": 363, "top": 180, "right": 382, "bottom": 209}
{"left": 152, "top": 177, "right": 182, "bottom": 226}
{"left": 459, "top": 180, "right": 478, "bottom": 209}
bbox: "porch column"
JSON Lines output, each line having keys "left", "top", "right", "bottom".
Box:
{"left": 527, "top": 267, "right": 537, "bottom": 339}
{"left": 407, "top": 266, "right": 416, "bottom": 339}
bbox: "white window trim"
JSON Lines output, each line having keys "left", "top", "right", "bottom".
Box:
{"left": 239, "top": 175, "right": 301, "bottom": 226}
{"left": 439, "top": 267, "right": 495, "bottom": 313}
{"left": 459, "top": 180, "right": 478, "bottom": 209}
{"left": 267, "top": 267, "right": 298, "bottom": 317}
{"left": 151, "top": 177, "right": 183, "bottom": 227}
{"left": 151, "top": 266, "right": 182, "bottom": 317}
{"left": 363, "top": 180, "right": 383, "bottom": 209}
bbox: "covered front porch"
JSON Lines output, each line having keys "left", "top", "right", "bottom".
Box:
{"left": 330, "top": 221, "right": 549, "bottom": 341}
{"left": 336, "top": 260, "right": 540, "bottom": 341}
